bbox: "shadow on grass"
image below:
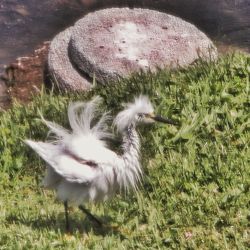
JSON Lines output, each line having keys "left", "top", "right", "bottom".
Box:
{"left": 5, "top": 211, "right": 128, "bottom": 239}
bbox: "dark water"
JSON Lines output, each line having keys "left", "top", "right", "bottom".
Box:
{"left": 0, "top": 0, "right": 249, "bottom": 74}
{"left": 0, "top": 0, "right": 88, "bottom": 73}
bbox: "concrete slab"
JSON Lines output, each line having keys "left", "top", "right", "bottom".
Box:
{"left": 48, "top": 27, "right": 92, "bottom": 91}
{"left": 70, "top": 8, "right": 217, "bottom": 83}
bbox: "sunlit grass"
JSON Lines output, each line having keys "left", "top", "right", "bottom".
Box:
{"left": 0, "top": 53, "right": 249, "bottom": 249}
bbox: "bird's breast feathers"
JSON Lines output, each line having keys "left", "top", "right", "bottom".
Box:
{"left": 65, "top": 134, "right": 118, "bottom": 166}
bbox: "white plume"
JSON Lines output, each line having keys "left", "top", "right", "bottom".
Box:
{"left": 42, "top": 96, "right": 113, "bottom": 142}
{"left": 114, "top": 95, "right": 154, "bottom": 132}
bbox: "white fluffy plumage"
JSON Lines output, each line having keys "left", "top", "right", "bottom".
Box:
{"left": 25, "top": 96, "right": 155, "bottom": 205}
{"left": 25, "top": 95, "right": 178, "bottom": 230}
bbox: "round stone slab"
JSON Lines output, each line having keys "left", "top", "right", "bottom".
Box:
{"left": 47, "top": 27, "right": 92, "bottom": 91}
{"left": 70, "top": 8, "right": 217, "bottom": 83}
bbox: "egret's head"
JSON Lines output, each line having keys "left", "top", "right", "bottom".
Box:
{"left": 114, "top": 95, "right": 178, "bottom": 132}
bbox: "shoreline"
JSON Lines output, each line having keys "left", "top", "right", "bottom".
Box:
{"left": 1, "top": 40, "right": 248, "bottom": 110}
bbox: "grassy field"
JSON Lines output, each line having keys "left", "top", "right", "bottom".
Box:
{"left": 0, "top": 53, "right": 249, "bottom": 249}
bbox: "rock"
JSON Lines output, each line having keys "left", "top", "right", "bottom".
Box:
{"left": 0, "top": 42, "right": 49, "bottom": 109}
{"left": 47, "top": 27, "right": 92, "bottom": 91}
{"left": 70, "top": 8, "right": 217, "bottom": 83}
{"left": 83, "top": 0, "right": 250, "bottom": 52}
{"left": 0, "top": 80, "right": 10, "bottom": 109}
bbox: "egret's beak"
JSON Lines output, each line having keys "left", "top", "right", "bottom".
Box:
{"left": 149, "top": 114, "right": 179, "bottom": 126}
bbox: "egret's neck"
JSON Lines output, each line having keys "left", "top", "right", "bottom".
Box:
{"left": 122, "top": 124, "right": 140, "bottom": 158}
{"left": 119, "top": 124, "right": 142, "bottom": 190}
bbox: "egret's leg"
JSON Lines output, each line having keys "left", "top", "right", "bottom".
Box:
{"left": 78, "top": 205, "right": 103, "bottom": 226}
{"left": 64, "top": 201, "right": 70, "bottom": 232}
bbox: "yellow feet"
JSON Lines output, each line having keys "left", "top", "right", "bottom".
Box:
{"left": 63, "top": 233, "right": 76, "bottom": 242}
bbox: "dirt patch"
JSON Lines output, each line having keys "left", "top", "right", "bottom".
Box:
{"left": 0, "top": 41, "right": 49, "bottom": 108}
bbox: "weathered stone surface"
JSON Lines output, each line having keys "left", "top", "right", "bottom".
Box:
{"left": 92, "top": 1, "right": 250, "bottom": 52}
{"left": 48, "top": 27, "right": 92, "bottom": 91}
{"left": 70, "top": 8, "right": 217, "bottom": 83}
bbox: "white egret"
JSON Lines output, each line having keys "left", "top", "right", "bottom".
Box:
{"left": 25, "top": 95, "right": 177, "bottom": 231}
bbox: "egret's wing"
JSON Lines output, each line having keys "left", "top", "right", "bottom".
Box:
{"left": 25, "top": 140, "right": 99, "bottom": 184}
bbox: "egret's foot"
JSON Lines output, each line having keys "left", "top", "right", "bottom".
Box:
{"left": 111, "top": 225, "right": 126, "bottom": 234}
{"left": 103, "top": 224, "right": 129, "bottom": 240}
{"left": 63, "top": 233, "right": 76, "bottom": 241}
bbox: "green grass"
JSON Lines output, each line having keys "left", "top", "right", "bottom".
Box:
{"left": 0, "top": 53, "right": 249, "bottom": 249}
